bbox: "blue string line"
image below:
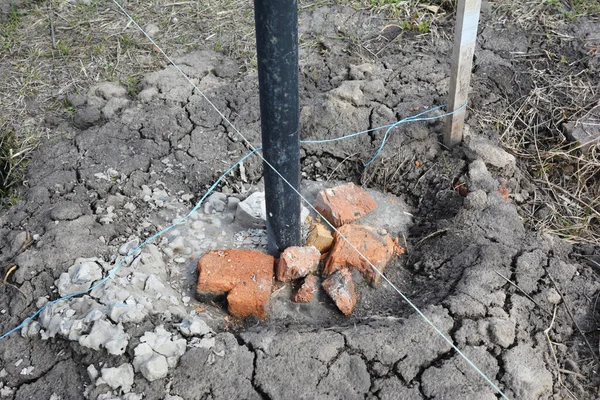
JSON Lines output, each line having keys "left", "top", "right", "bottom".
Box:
{"left": 299, "top": 102, "right": 467, "bottom": 166}
{"left": 0, "top": 102, "right": 465, "bottom": 340}
{"left": 364, "top": 101, "right": 468, "bottom": 166}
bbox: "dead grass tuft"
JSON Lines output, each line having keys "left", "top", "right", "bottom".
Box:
{"left": 478, "top": 2, "right": 600, "bottom": 244}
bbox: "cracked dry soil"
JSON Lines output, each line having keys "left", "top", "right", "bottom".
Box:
{"left": 1, "top": 4, "right": 600, "bottom": 400}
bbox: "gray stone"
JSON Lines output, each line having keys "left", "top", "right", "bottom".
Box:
{"left": 235, "top": 191, "right": 266, "bottom": 228}
{"left": 546, "top": 288, "right": 561, "bottom": 305}
{"left": 564, "top": 115, "right": 600, "bottom": 153}
{"left": 10, "top": 231, "right": 28, "bottom": 255}
{"left": 464, "top": 133, "right": 516, "bottom": 171}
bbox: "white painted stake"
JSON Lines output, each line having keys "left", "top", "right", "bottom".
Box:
{"left": 444, "top": 0, "right": 482, "bottom": 147}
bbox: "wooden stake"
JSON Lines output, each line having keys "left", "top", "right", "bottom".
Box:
{"left": 444, "top": 0, "right": 482, "bottom": 147}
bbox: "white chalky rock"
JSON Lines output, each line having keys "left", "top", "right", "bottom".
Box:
{"left": 235, "top": 192, "right": 266, "bottom": 228}
{"left": 0, "top": 386, "right": 15, "bottom": 397}
{"left": 38, "top": 297, "right": 105, "bottom": 340}
{"left": 133, "top": 343, "right": 169, "bottom": 381}
{"left": 79, "top": 319, "right": 129, "bottom": 355}
{"left": 206, "top": 193, "right": 227, "bottom": 213}
{"left": 144, "top": 274, "right": 165, "bottom": 292}
{"left": 168, "top": 236, "right": 185, "bottom": 251}
{"left": 87, "top": 364, "right": 99, "bottom": 382}
{"left": 109, "top": 302, "right": 147, "bottom": 324}
{"left": 133, "top": 325, "right": 186, "bottom": 381}
{"left": 97, "top": 363, "right": 134, "bottom": 393}
{"left": 57, "top": 259, "right": 104, "bottom": 296}
{"left": 20, "top": 321, "right": 41, "bottom": 338}
{"left": 177, "top": 316, "right": 213, "bottom": 337}
{"left": 119, "top": 238, "right": 140, "bottom": 256}
{"left": 122, "top": 394, "right": 144, "bottom": 400}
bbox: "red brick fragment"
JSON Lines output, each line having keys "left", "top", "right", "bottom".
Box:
{"left": 498, "top": 185, "right": 509, "bottom": 201}
{"left": 322, "top": 268, "right": 357, "bottom": 315}
{"left": 197, "top": 250, "right": 274, "bottom": 319}
{"left": 323, "top": 224, "right": 404, "bottom": 286}
{"left": 276, "top": 246, "right": 320, "bottom": 282}
{"left": 314, "top": 183, "right": 376, "bottom": 227}
{"left": 291, "top": 275, "right": 319, "bottom": 303}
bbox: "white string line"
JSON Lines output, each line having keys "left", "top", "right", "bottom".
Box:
{"left": 109, "top": 2, "right": 510, "bottom": 398}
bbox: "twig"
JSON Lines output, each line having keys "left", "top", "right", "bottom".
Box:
{"left": 545, "top": 306, "right": 562, "bottom": 386}
{"left": 48, "top": 1, "right": 56, "bottom": 49}
{"left": 326, "top": 152, "right": 358, "bottom": 182}
{"left": 545, "top": 270, "right": 600, "bottom": 366}
{"left": 415, "top": 229, "right": 447, "bottom": 247}
{"left": 494, "top": 270, "right": 553, "bottom": 317}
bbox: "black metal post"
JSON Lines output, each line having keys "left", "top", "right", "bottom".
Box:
{"left": 254, "top": 0, "right": 301, "bottom": 256}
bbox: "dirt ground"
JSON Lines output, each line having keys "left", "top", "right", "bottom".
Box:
{"left": 1, "top": 0, "right": 599, "bottom": 399}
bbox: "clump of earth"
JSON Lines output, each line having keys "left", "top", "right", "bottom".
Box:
{"left": 1, "top": 4, "right": 599, "bottom": 400}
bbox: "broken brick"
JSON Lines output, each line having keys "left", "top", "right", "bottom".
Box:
{"left": 291, "top": 275, "right": 319, "bottom": 303}
{"left": 305, "top": 222, "right": 334, "bottom": 253}
{"left": 276, "top": 246, "right": 320, "bottom": 282}
{"left": 322, "top": 268, "right": 357, "bottom": 315}
{"left": 314, "top": 183, "right": 376, "bottom": 227}
{"left": 323, "top": 224, "right": 404, "bottom": 286}
{"left": 498, "top": 185, "right": 509, "bottom": 201}
{"left": 196, "top": 250, "right": 274, "bottom": 319}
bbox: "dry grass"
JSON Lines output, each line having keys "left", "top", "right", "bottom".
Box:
{"left": 478, "top": 0, "right": 600, "bottom": 244}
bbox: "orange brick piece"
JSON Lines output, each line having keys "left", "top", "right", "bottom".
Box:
{"left": 322, "top": 268, "right": 357, "bottom": 315}
{"left": 291, "top": 275, "right": 319, "bottom": 303}
{"left": 276, "top": 246, "right": 320, "bottom": 282}
{"left": 305, "top": 222, "right": 334, "bottom": 253}
{"left": 197, "top": 250, "right": 274, "bottom": 319}
{"left": 323, "top": 224, "right": 404, "bottom": 286}
{"left": 314, "top": 183, "right": 376, "bottom": 227}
